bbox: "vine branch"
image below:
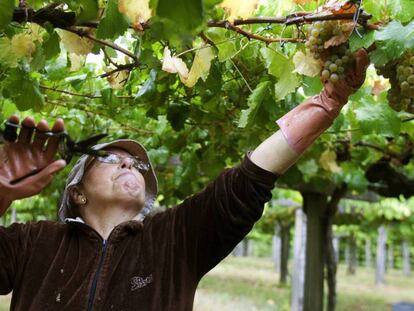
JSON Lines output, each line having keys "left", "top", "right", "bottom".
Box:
{"left": 40, "top": 85, "right": 135, "bottom": 100}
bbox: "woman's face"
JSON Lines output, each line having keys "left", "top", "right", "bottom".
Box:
{"left": 81, "top": 147, "right": 146, "bottom": 210}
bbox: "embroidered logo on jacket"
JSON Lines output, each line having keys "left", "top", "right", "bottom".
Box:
{"left": 130, "top": 274, "right": 153, "bottom": 291}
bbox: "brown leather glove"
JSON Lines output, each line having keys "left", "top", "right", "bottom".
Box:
{"left": 0, "top": 115, "right": 67, "bottom": 216}
{"left": 276, "top": 49, "right": 369, "bottom": 154}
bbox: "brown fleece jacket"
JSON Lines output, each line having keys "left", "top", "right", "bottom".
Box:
{"left": 0, "top": 154, "right": 277, "bottom": 311}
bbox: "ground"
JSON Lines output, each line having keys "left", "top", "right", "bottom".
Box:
{"left": 1, "top": 256, "right": 413, "bottom": 310}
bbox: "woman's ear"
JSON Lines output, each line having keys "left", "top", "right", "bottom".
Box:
{"left": 70, "top": 186, "right": 88, "bottom": 206}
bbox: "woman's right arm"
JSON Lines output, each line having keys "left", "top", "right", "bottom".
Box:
{"left": 0, "top": 115, "right": 66, "bottom": 216}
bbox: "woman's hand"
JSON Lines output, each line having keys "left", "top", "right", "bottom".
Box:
{"left": 0, "top": 115, "right": 67, "bottom": 216}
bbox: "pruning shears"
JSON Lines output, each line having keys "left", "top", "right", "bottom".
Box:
{"left": 1, "top": 121, "right": 108, "bottom": 163}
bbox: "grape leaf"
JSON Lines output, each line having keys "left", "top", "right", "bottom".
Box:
{"left": 349, "top": 31, "right": 375, "bottom": 52}
{"left": 220, "top": 0, "right": 259, "bottom": 22}
{"left": 260, "top": 47, "right": 300, "bottom": 97}
{"left": 43, "top": 31, "right": 61, "bottom": 59}
{"left": 274, "top": 61, "right": 300, "bottom": 100}
{"left": 76, "top": 0, "right": 99, "bottom": 23}
{"left": 205, "top": 28, "right": 238, "bottom": 62}
{"left": 374, "top": 20, "right": 414, "bottom": 49}
{"left": 238, "top": 81, "right": 272, "bottom": 128}
{"left": 0, "top": 0, "right": 14, "bottom": 31}
{"left": 119, "top": 0, "right": 152, "bottom": 29}
{"left": 293, "top": 50, "right": 321, "bottom": 77}
{"left": 97, "top": 0, "right": 129, "bottom": 39}
{"left": 3, "top": 69, "right": 44, "bottom": 111}
{"left": 354, "top": 96, "right": 401, "bottom": 137}
{"left": 181, "top": 45, "right": 215, "bottom": 88}
{"left": 369, "top": 40, "right": 405, "bottom": 66}
{"left": 156, "top": 0, "right": 203, "bottom": 34}
{"left": 167, "top": 102, "right": 190, "bottom": 131}
{"left": 387, "top": 0, "right": 413, "bottom": 23}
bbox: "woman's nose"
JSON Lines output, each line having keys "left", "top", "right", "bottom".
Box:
{"left": 119, "top": 156, "right": 134, "bottom": 169}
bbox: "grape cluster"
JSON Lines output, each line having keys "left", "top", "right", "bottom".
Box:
{"left": 377, "top": 51, "right": 414, "bottom": 113}
{"left": 306, "top": 21, "right": 354, "bottom": 83}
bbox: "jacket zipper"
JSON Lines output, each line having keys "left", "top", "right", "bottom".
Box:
{"left": 87, "top": 239, "right": 108, "bottom": 311}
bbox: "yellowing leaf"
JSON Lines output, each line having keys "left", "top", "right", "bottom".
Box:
{"left": 69, "top": 53, "right": 86, "bottom": 71}
{"left": 220, "top": 0, "right": 259, "bottom": 22}
{"left": 28, "top": 23, "right": 44, "bottom": 43}
{"left": 57, "top": 29, "right": 94, "bottom": 55}
{"left": 107, "top": 69, "right": 129, "bottom": 89}
{"left": 293, "top": 51, "right": 321, "bottom": 77}
{"left": 0, "top": 37, "right": 18, "bottom": 67}
{"left": 161, "top": 47, "right": 189, "bottom": 79}
{"left": 319, "top": 149, "right": 342, "bottom": 173}
{"left": 181, "top": 45, "right": 215, "bottom": 88}
{"left": 11, "top": 33, "right": 36, "bottom": 58}
{"left": 118, "top": 0, "right": 152, "bottom": 30}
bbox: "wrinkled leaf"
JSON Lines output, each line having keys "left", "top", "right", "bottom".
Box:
{"left": 293, "top": 50, "right": 321, "bottom": 77}
{"left": 57, "top": 29, "right": 94, "bottom": 55}
{"left": 119, "top": 0, "right": 152, "bottom": 30}
{"left": 181, "top": 45, "right": 215, "bottom": 88}
{"left": 220, "top": 0, "right": 259, "bottom": 21}
{"left": 161, "top": 47, "right": 189, "bottom": 79}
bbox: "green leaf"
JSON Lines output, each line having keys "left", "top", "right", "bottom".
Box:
{"left": 369, "top": 40, "right": 405, "bottom": 66}
{"left": 354, "top": 97, "right": 401, "bottom": 137}
{"left": 156, "top": 0, "right": 203, "bottom": 34}
{"left": 302, "top": 76, "right": 323, "bottom": 96}
{"left": 374, "top": 21, "right": 414, "bottom": 49}
{"left": 238, "top": 81, "right": 271, "bottom": 128}
{"left": 205, "top": 28, "right": 238, "bottom": 62}
{"left": 274, "top": 62, "right": 300, "bottom": 100}
{"left": 297, "top": 158, "right": 318, "bottom": 181}
{"left": 136, "top": 69, "right": 157, "bottom": 99}
{"left": 0, "top": 0, "right": 14, "bottom": 31}
{"left": 3, "top": 69, "right": 44, "bottom": 111}
{"left": 76, "top": 0, "right": 99, "bottom": 23}
{"left": 260, "top": 47, "right": 300, "bottom": 98}
{"left": 167, "top": 102, "right": 190, "bottom": 131}
{"left": 387, "top": 0, "right": 413, "bottom": 23}
{"left": 96, "top": 0, "right": 129, "bottom": 39}
{"left": 349, "top": 31, "right": 375, "bottom": 52}
{"left": 43, "top": 31, "right": 61, "bottom": 60}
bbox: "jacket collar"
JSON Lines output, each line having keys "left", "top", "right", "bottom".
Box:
{"left": 65, "top": 217, "right": 144, "bottom": 243}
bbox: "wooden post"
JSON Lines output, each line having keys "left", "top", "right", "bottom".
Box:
{"left": 302, "top": 192, "right": 328, "bottom": 311}
{"left": 347, "top": 234, "right": 357, "bottom": 275}
{"left": 376, "top": 226, "right": 387, "bottom": 285}
{"left": 402, "top": 240, "right": 411, "bottom": 277}
{"left": 273, "top": 224, "right": 281, "bottom": 273}
{"left": 333, "top": 236, "right": 340, "bottom": 263}
{"left": 291, "top": 208, "right": 307, "bottom": 311}
{"left": 280, "top": 224, "right": 291, "bottom": 284}
{"left": 365, "top": 238, "right": 372, "bottom": 269}
{"left": 387, "top": 243, "right": 394, "bottom": 271}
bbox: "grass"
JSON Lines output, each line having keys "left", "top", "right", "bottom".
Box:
{"left": 194, "top": 257, "right": 414, "bottom": 311}
{"left": 1, "top": 257, "right": 413, "bottom": 310}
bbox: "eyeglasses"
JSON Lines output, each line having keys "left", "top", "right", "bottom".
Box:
{"left": 95, "top": 152, "right": 150, "bottom": 174}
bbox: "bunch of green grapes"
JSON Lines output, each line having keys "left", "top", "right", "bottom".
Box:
{"left": 306, "top": 21, "right": 354, "bottom": 83}
{"left": 377, "top": 51, "right": 414, "bottom": 113}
